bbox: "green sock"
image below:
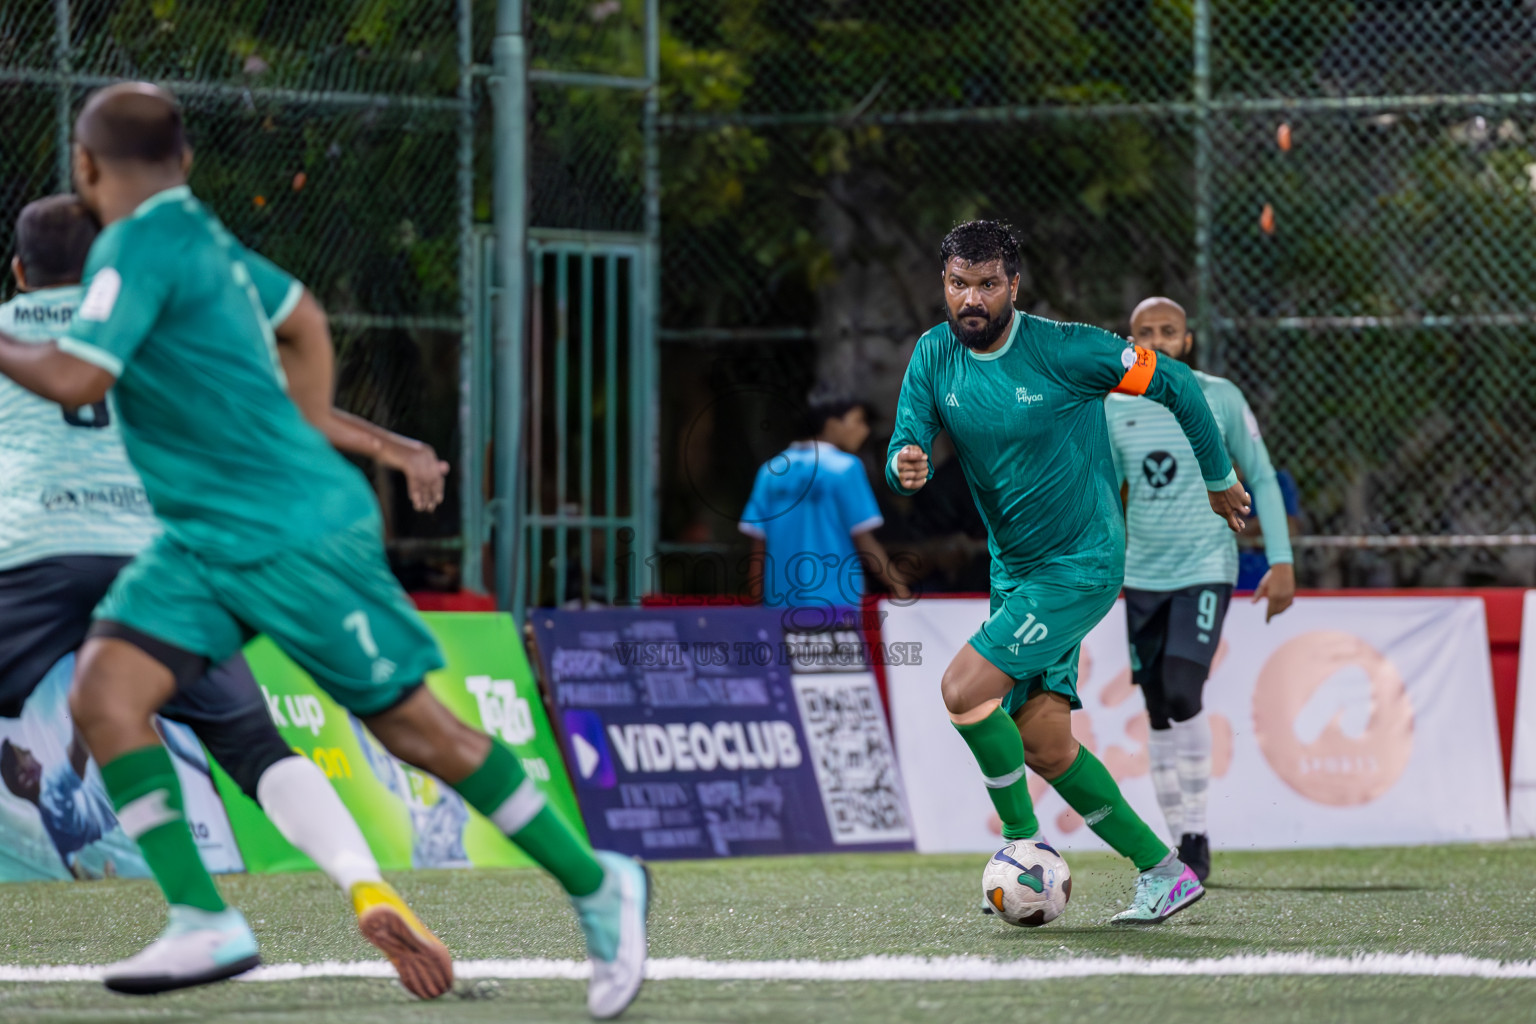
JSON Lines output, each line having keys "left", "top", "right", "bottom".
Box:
{"left": 953, "top": 706, "right": 1040, "bottom": 841}
{"left": 454, "top": 739, "right": 604, "bottom": 897}
{"left": 100, "top": 745, "right": 226, "bottom": 913}
{"left": 1048, "top": 745, "right": 1170, "bottom": 871}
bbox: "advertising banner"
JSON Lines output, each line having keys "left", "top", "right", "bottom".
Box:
{"left": 885, "top": 596, "right": 1508, "bottom": 853}
{"left": 217, "top": 612, "right": 582, "bottom": 874}
{"left": 534, "top": 607, "right": 913, "bottom": 859}
{"left": 1509, "top": 591, "right": 1536, "bottom": 837}
{"left": 0, "top": 655, "right": 241, "bottom": 881}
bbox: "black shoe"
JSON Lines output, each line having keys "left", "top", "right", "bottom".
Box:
{"left": 1178, "top": 832, "right": 1211, "bottom": 882}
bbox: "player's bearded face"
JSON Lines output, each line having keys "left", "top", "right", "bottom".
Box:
{"left": 948, "top": 301, "right": 1012, "bottom": 350}
{"left": 944, "top": 258, "right": 1016, "bottom": 351}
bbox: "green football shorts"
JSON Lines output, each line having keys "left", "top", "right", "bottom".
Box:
{"left": 95, "top": 515, "right": 444, "bottom": 716}
{"left": 969, "top": 569, "right": 1120, "bottom": 715}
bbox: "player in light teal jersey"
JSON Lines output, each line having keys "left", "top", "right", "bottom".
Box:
{"left": 0, "top": 85, "right": 648, "bottom": 1016}
{"left": 0, "top": 277, "right": 154, "bottom": 572}
{"left": 888, "top": 221, "right": 1251, "bottom": 924}
{"left": 1105, "top": 296, "right": 1295, "bottom": 882}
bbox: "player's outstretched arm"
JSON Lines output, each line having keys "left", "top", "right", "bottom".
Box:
{"left": 1216, "top": 384, "right": 1296, "bottom": 620}
{"left": 1052, "top": 323, "right": 1245, "bottom": 531}
{"left": 274, "top": 289, "right": 450, "bottom": 512}
{"left": 0, "top": 332, "right": 114, "bottom": 408}
{"left": 1124, "top": 351, "right": 1248, "bottom": 532}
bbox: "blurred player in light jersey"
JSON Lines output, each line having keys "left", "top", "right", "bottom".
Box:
{"left": 1106, "top": 296, "right": 1295, "bottom": 881}
{"left": 0, "top": 84, "right": 648, "bottom": 1018}
{"left": 0, "top": 193, "right": 453, "bottom": 996}
{"left": 888, "top": 221, "right": 1250, "bottom": 924}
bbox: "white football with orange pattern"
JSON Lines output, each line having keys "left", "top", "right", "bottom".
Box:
{"left": 982, "top": 839, "right": 1071, "bottom": 927}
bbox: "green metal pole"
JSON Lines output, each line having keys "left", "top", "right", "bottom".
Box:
{"left": 494, "top": 0, "right": 529, "bottom": 617}
{"left": 54, "top": 0, "right": 71, "bottom": 190}
{"left": 640, "top": 0, "right": 661, "bottom": 586}
{"left": 1193, "top": 0, "right": 1218, "bottom": 374}
{"left": 456, "top": 0, "right": 485, "bottom": 594}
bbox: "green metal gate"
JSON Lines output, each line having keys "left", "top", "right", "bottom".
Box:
{"left": 502, "top": 231, "right": 654, "bottom": 620}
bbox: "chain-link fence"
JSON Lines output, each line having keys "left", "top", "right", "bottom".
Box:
{"left": 649, "top": 0, "right": 1536, "bottom": 589}
{"left": 0, "top": 1, "right": 479, "bottom": 590}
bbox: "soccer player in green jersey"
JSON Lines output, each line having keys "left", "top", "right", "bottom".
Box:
{"left": 888, "top": 221, "right": 1251, "bottom": 924}
{"left": 1106, "top": 296, "right": 1295, "bottom": 881}
{"left": 0, "top": 84, "right": 648, "bottom": 1017}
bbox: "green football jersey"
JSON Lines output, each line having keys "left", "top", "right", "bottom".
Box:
{"left": 886, "top": 311, "right": 1236, "bottom": 585}
{"left": 58, "top": 186, "right": 377, "bottom": 563}
{"left": 1106, "top": 370, "right": 1294, "bottom": 590}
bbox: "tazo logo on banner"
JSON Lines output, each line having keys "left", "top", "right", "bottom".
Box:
{"left": 260, "top": 685, "right": 326, "bottom": 737}
{"left": 608, "top": 721, "right": 802, "bottom": 774}
{"left": 466, "top": 676, "right": 536, "bottom": 745}
{"left": 1253, "top": 631, "right": 1414, "bottom": 806}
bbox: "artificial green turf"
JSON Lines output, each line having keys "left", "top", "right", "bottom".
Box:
{"left": 6, "top": 977, "right": 1536, "bottom": 1024}
{"left": 1, "top": 843, "right": 1535, "bottom": 1022}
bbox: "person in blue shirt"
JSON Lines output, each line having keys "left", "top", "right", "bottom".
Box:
{"left": 739, "top": 392, "right": 910, "bottom": 615}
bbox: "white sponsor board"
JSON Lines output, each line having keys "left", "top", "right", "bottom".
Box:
{"left": 1509, "top": 591, "right": 1536, "bottom": 837}
{"left": 885, "top": 596, "right": 1508, "bottom": 853}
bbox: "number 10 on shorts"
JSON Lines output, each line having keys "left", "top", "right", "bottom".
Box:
{"left": 1013, "top": 613, "right": 1049, "bottom": 646}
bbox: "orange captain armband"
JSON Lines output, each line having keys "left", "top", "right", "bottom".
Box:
{"left": 1112, "top": 344, "right": 1157, "bottom": 396}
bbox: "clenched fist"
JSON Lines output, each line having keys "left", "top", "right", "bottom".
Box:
{"left": 895, "top": 444, "right": 930, "bottom": 492}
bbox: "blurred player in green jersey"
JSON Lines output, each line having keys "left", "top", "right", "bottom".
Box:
{"left": 888, "top": 221, "right": 1250, "bottom": 924}
{"left": 1107, "top": 297, "right": 1295, "bottom": 881}
{"left": 0, "top": 84, "right": 647, "bottom": 1017}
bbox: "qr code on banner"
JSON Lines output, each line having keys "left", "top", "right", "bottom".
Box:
{"left": 791, "top": 673, "right": 913, "bottom": 845}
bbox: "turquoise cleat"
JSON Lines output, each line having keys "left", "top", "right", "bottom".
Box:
{"left": 102, "top": 905, "right": 260, "bottom": 994}
{"left": 1111, "top": 857, "right": 1205, "bottom": 925}
{"left": 571, "top": 851, "right": 651, "bottom": 1019}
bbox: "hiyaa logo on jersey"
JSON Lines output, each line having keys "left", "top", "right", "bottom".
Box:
{"left": 466, "top": 676, "right": 536, "bottom": 745}
{"left": 1015, "top": 386, "right": 1044, "bottom": 406}
{"left": 260, "top": 685, "right": 326, "bottom": 737}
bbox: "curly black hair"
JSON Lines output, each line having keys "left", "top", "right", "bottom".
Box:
{"left": 938, "top": 219, "right": 1021, "bottom": 279}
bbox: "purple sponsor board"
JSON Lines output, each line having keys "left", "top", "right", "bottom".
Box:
{"left": 533, "top": 607, "right": 914, "bottom": 859}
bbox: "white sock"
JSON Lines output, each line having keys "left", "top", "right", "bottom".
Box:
{"left": 256, "top": 756, "right": 383, "bottom": 893}
{"left": 1147, "top": 725, "right": 1183, "bottom": 840}
{"left": 1171, "top": 711, "right": 1212, "bottom": 837}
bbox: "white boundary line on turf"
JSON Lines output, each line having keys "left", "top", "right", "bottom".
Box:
{"left": 5, "top": 954, "right": 1536, "bottom": 984}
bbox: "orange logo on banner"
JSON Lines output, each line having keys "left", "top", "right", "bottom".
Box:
{"left": 1252, "top": 631, "right": 1413, "bottom": 806}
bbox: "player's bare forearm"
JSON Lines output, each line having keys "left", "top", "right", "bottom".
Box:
{"left": 853, "top": 531, "right": 912, "bottom": 601}
{"left": 332, "top": 410, "right": 449, "bottom": 512}
{"left": 0, "top": 333, "right": 113, "bottom": 407}
{"left": 274, "top": 289, "right": 336, "bottom": 423}
{"left": 272, "top": 291, "right": 448, "bottom": 512}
